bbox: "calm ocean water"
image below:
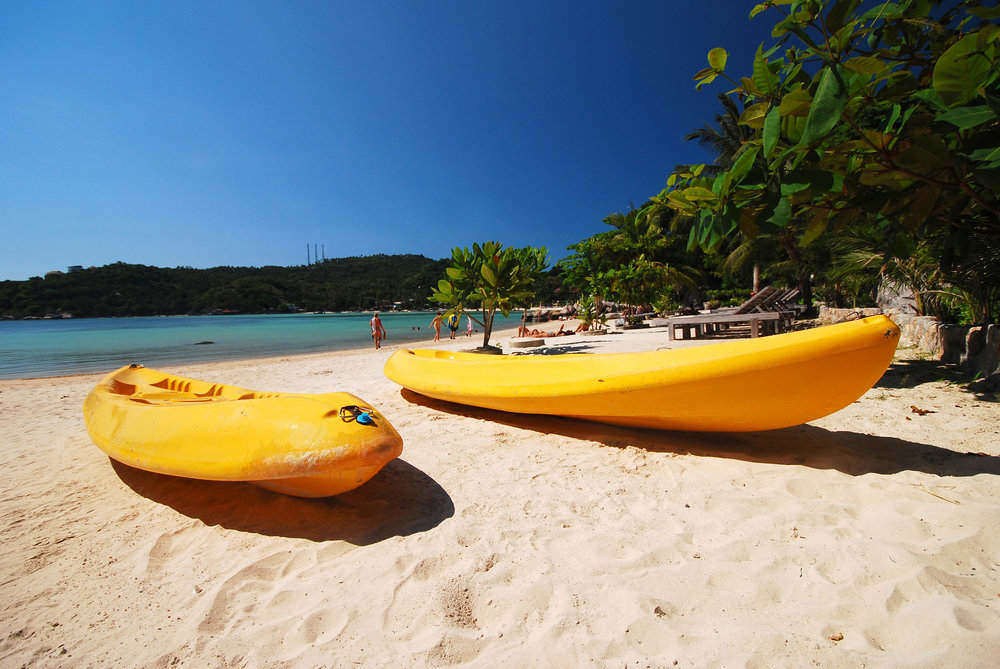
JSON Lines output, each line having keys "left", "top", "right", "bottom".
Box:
{"left": 0, "top": 311, "right": 524, "bottom": 379}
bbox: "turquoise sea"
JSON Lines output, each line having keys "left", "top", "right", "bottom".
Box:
{"left": 0, "top": 311, "right": 524, "bottom": 380}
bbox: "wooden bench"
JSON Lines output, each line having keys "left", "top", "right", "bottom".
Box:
{"left": 666, "top": 311, "right": 783, "bottom": 340}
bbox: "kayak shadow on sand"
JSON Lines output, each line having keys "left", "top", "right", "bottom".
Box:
{"left": 399, "top": 389, "right": 1000, "bottom": 479}
{"left": 110, "top": 457, "right": 454, "bottom": 544}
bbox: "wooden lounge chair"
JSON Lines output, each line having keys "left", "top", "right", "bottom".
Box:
{"left": 666, "top": 310, "right": 783, "bottom": 340}
{"left": 712, "top": 285, "right": 779, "bottom": 315}
{"left": 666, "top": 286, "right": 792, "bottom": 341}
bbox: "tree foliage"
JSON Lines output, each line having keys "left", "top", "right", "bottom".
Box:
{"left": 660, "top": 0, "right": 1000, "bottom": 322}
{"left": 430, "top": 242, "right": 549, "bottom": 349}
{"left": 560, "top": 207, "right": 703, "bottom": 313}
{"left": 0, "top": 256, "right": 450, "bottom": 318}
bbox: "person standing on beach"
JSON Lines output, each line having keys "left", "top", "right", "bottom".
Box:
{"left": 447, "top": 312, "right": 459, "bottom": 339}
{"left": 465, "top": 314, "right": 473, "bottom": 337}
{"left": 430, "top": 313, "right": 443, "bottom": 341}
{"left": 370, "top": 311, "right": 387, "bottom": 349}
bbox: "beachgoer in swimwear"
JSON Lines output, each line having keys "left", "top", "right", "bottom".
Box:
{"left": 518, "top": 312, "right": 529, "bottom": 337}
{"left": 466, "top": 315, "right": 473, "bottom": 337}
{"left": 430, "top": 313, "right": 443, "bottom": 341}
{"left": 447, "top": 313, "right": 459, "bottom": 339}
{"left": 370, "top": 311, "right": 387, "bottom": 349}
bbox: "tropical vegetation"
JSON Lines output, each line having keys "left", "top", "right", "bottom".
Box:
{"left": 657, "top": 0, "right": 1000, "bottom": 324}
{"left": 430, "top": 242, "right": 549, "bottom": 349}
{"left": 2, "top": 256, "right": 449, "bottom": 318}
{"left": 546, "top": 0, "right": 999, "bottom": 326}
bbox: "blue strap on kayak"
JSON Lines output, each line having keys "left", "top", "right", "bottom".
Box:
{"left": 339, "top": 404, "right": 376, "bottom": 426}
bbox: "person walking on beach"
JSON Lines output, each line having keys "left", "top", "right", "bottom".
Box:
{"left": 447, "top": 312, "right": 459, "bottom": 339}
{"left": 465, "top": 314, "right": 473, "bottom": 337}
{"left": 370, "top": 311, "right": 387, "bottom": 349}
{"left": 430, "top": 312, "right": 443, "bottom": 341}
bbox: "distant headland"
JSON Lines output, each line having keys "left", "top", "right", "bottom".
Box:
{"left": 0, "top": 255, "right": 561, "bottom": 320}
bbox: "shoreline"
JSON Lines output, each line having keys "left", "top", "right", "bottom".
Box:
{"left": 0, "top": 325, "right": 527, "bottom": 383}
{"left": 0, "top": 312, "right": 528, "bottom": 382}
{"left": 1, "top": 324, "right": 998, "bottom": 666}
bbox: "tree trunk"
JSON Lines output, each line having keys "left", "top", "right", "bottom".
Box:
{"left": 482, "top": 308, "right": 494, "bottom": 349}
{"left": 753, "top": 264, "right": 760, "bottom": 294}
{"left": 798, "top": 274, "right": 814, "bottom": 316}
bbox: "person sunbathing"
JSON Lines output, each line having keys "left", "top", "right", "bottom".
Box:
{"left": 527, "top": 324, "right": 570, "bottom": 337}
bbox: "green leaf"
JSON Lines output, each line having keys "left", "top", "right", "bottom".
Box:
{"left": 968, "top": 146, "right": 1000, "bottom": 164}
{"left": 779, "top": 87, "right": 812, "bottom": 116}
{"left": 976, "top": 23, "right": 1000, "bottom": 50}
{"left": 800, "top": 67, "right": 848, "bottom": 145}
{"left": 681, "top": 186, "right": 718, "bottom": 201}
{"left": 707, "top": 47, "right": 728, "bottom": 71}
{"left": 752, "top": 44, "right": 777, "bottom": 96}
{"left": 933, "top": 33, "right": 994, "bottom": 107}
{"left": 739, "top": 101, "right": 770, "bottom": 129}
{"left": 799, "top": 214, "right": 827, "bottom": 247}
{"left": 826, "top": 0, "right": 860, "bottom": 33}
{"left": 686, "top": 226, "right": 698, "bottom": 251}
{"left": 749, "top": 3, "right": 769, "bottom": 19}
{"left": 695, "top": 73, "right": 719, "bottom": 90}
{"left": 781, "top": 115, "right": 808, "bottom": 144}
{"left": 884, "top": 103, "right": 901, "bottom": 134}
{"left": 727, "top": 145, "right": 761, "bottom": 189}
{"left": 763, "top": 107, "right": 781, "bottom": 158}
{"left": 780, "top": 182, "right": 810, "bottom": 196}
{"left": 935, "top": 105, "right": 998, "bottom": 130}
{"left": 860, "top": 2, "right": 903, "bottom": 21}
{"left": 911, "top": 87, "right": 949, "bottom": 112}
{"left": 767, "top": 197, "right": 792, "bottom": 227}
{"left": 480, "top": 261, "right": 497, "bottom": 287}
{"left": 843, "top": 56, "right": 886, "bottom": 75}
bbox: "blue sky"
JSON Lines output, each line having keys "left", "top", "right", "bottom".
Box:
{"left": 1, "top": 1, "right": 775, "bottom": 281}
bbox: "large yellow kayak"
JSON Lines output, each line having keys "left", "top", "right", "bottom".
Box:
{"left": 384, "top": 315, "right": 900, "bottom": 432}
{"left": 83, "top": 365, "right": 403, "bottom": 497}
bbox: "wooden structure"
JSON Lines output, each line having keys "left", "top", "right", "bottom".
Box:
{"left": 665, "top": 286, "right": 801, "bottom": 340}
{"left": 667, "top": 311, "right": 783, "bottom": 340}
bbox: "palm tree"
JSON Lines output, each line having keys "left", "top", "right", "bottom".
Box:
{"left": 682, "top": 93, "right": 769, "bottom": 293}
{"left": 683, "top": 93, "right": 750, "bottom": 176}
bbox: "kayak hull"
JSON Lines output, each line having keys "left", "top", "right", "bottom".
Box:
{"left": 83, "top": 365, "right": 403, "bottom": 497}
{"left": 384, "top": 316, "right": 900, "bottom": 432}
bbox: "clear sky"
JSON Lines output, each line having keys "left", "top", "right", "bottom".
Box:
{"left": 1, "top": 1, "right": 775, "bottom": 281}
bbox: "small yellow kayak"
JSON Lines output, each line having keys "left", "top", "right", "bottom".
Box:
{"left": 384, "top": 316, "right": 900, "bottom": 432}
{"left": 83, "top": 365, "right": 403, "bottom": 497}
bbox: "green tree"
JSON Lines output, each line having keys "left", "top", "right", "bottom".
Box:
{"left": 561, "top": 207, "right": 702, "bottom": 313}
{"left": 658, "top": 0, "right": 1000, "bottom": 322}
{"left": 430, "top": 242, "right": 549, "bottom": 351}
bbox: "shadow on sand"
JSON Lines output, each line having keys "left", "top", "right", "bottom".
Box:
{"left": 111, "top": 457, "right": 454, "bottom": 544}
{"left": 400, "top": 390, "right": 1000, "bottom": 478}
{"left": 876, "top": 357, "right": 998, "bottom": 400}
{"left": 512, "top": 342, "right": 602, "bottom": 355}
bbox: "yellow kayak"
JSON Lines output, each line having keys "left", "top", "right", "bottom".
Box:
{"left": 384, "top": 315, "right": 900, "bottom": 432}
{"left": 83, "top": 365, "right": 403, "bottom": 497}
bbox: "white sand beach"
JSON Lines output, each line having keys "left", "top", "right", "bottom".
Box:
{"left": 1, "top": 323, "right": 998, "bottom": 667}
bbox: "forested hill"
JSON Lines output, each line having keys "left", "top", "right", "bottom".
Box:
{"left": 0, "top": 255, "right": 452, "bottom": 318}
